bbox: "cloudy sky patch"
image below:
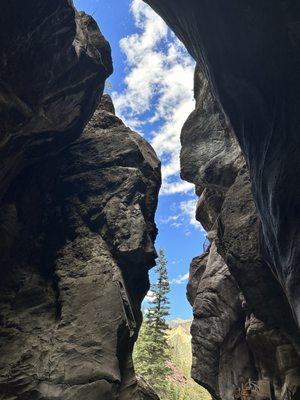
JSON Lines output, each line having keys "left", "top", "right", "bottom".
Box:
{"left": 112, "top": 0, "right": 195, "bottom": 195}
{"left": 170, "top": 272, "right": 190, "bottom": 285}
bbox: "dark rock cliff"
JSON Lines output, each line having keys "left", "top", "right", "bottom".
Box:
{"left": 184, "top": 65, "right": 300, "bottom": 400}
{"left": 0, "top": 0, "right": 112, "bottom": 198}
{"left": 144, "top": 1, "right": 300, "bottom": 399}
{"left": 0, "top": 2, "right": 161, "bottom": 399}
{"left": 0, "top": 95, "right": 161, "bottom": 400}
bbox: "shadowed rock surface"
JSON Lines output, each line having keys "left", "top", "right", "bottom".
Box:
{"left": 2, "top": 1, "right": 300, "bottom": 399}
{"left": 144, "top": 0, "right": 300, "bottom": 327}
{"left": 143, "top": 1, "right": 300, "bottom": 399}
{"left": 136, "top": 376, "right": 160, "bottom": 400}
{"left": 0, "top": 95, "right": 161, "bottom": 400}
{"left": 0, "top": 2, "right": 161, "bottom": 399}
{"left": 0, "top": 0, "right": 112, "bottom": 199}
{"left": 183, "top": 66, "right": 262, "bottom": 399}
{"left": 184, "top": 64, "right": 300, "bottom": 400}
{"left": 182, "top": 64, "right": 300, "bottom": 400}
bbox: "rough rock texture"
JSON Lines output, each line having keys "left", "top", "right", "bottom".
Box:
{"left": 0, "top": 95, "right": 161, "bottom": 400}
{"left": 183, "top": 66, "right": 261, "bottom": 400}
{"left": 181, "top": 62, "right": 300, "bottom": 400}
{"left": 187, "top": 243, "right": 256, "bottom": 400}
{"left": 0, "top": 3, "right": 161, "bottom": 399}
{"left": 0, "top": 0, "right": 112, "bottom": 198}
{"left": 145, "top": 0, "right": 300, "bottom": 327}
{"left": 183, "top": 65, "right": 300, "bottom": 400}
{"left": 143, "top": 1, "right": 300, "bottom": 399}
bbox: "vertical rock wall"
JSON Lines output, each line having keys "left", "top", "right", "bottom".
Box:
{"left": 180, "top": 59, "right": 300, "bottom": 400}
{"left": 143, "top": 1, "right": 300, "bottom": 399}
{"left": 2, "top": 1, "right": 300, "bottom": 399}
{"left": 0, "top": 95, "right": 161, "bottom": 400}
{"left": 183, "top": 64, "right": 300, "bottom": 400}
{"left": 0, "top": 2, "right": 161, "bottom": 399}
{"left": 0, "top": 0, "right": 112, "bottom": 196}
{"left": 143, "top": 0, "right": 300, "bottom": 328}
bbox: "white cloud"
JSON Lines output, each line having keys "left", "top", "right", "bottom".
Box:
{"left": 160, "top": 197, "right": 204, "bottom": 232}
{"left": 160, "top": 215, "right": 180, "bottom": 224}
{"left": 144, "top": 289, "right": 156, "bottom": 302}
{"left": 170, "top": 272, "right": 189, "bottom": 285}
{"left": 180, "top": 199, "right": 203, "bottom": 230}
{"left": 160, "top": 215, "right": 182, "bottom": 227}
{"left": 112, "top": 0, "right": 195, "bottom": 195}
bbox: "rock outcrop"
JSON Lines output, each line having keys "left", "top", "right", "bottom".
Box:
{"left": 183, "top": 65, "right": 258, "bottom": 399}
{"left": 0, "top": 93, "right": 161, "bottom": 399}
{"left": 0, "top": 2, "right": 161, "bottom": 399}
{"left": 144, "top": 1, "right": 300, "bottom": 399}
{"left": 144, "top": 0, "right": 300, "bottom": 329}
{"left": 183, "top": 65, "right": 300, "bottom": 400}
{"left": 2, "top": 1, "right": 300, "bottom": 399}
{"left": 0, "top": 0, "right": 112, "bottom": 198}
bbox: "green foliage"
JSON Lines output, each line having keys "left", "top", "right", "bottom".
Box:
{"left": 166, "top": 322, "right": 211, "bottom": 400}
{"left": 134, "top": 249, "right": 211, "bottom": 400}
{"left": 134, "top": 249, "right": 171, "bottom": 397}
{"left": 167, "top": 383, "right": 181, "bottom": 400}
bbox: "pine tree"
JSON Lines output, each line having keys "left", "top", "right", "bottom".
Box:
{"left": 133, "top": 249, "right": 171, "bottom": 398}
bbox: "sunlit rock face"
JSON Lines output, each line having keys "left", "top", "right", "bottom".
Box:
{"left": 0, "top": 94, "right": 161, "bottom": 400}
{"left": 144, "top": 1, "right": 300, "bottom": 399}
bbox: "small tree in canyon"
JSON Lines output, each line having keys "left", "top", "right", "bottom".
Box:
{"left": 134, "top": 248, "right": 171, "bottom": 397}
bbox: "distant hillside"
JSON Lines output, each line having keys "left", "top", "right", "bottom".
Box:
{"left": 166, "top": 320, "right": 211, "bottom": 400}
{"left": 168, "top": 319, "right": 192, "bottom": 332}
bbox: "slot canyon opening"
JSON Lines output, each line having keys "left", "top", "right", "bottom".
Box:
{"left": 72, "top": 1, "right": 300, "bottom": 399}
{"left": 1, "top": 1, "right": 299, "bottom": 400}
{"left": 75, "top": 0, "right": 210, "bottom": 399}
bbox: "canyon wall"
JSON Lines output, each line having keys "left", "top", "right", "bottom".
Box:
{"left": 0, "top": 0, "right": 112, "bottom": 196}
{"left": 144, "top": 1, "right": 300, "bottom": 399}
{"left": 2, "top": 1, "right": 300, "bottom": 399}
{"left": 185, "top": 64, "right": 300, "bottom": 400}
{"left": 0, "top": 2, "right": 161, "bottom": 399}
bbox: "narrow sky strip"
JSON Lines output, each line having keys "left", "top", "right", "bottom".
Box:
{"left": 74, "top": 0, "right": 206, "bottom": 319}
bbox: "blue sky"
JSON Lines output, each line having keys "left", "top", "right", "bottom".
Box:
{"left": 74, "top": 0, "right": 206, "bottom": 320}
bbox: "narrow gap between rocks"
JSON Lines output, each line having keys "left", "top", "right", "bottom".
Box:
{"left": 74, "top": 1, "right": 210, "bottom": 399}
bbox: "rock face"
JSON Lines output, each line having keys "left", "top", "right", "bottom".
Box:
{"left": 0, "top": 2, "right": 161, "bottom": 399}
{"left": 144, "top": 0, "right": 300, "bottom": 328}
{"left": 143, "top": 1, "right": 300, "bottom": 399}
{"left": 0, "top": 94, "right": 161, "bottom": 399}
{"left": 183, "top": 65, "right": 259, "bottom": 400}
{"left": 183, "top": 65, "right": 300, "bottom": 400}
{"left": 0, "top": 0, "right": 112, "bottom": 198}
{"left": 184, "top": 62, "right": 300, "bottom": 400}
